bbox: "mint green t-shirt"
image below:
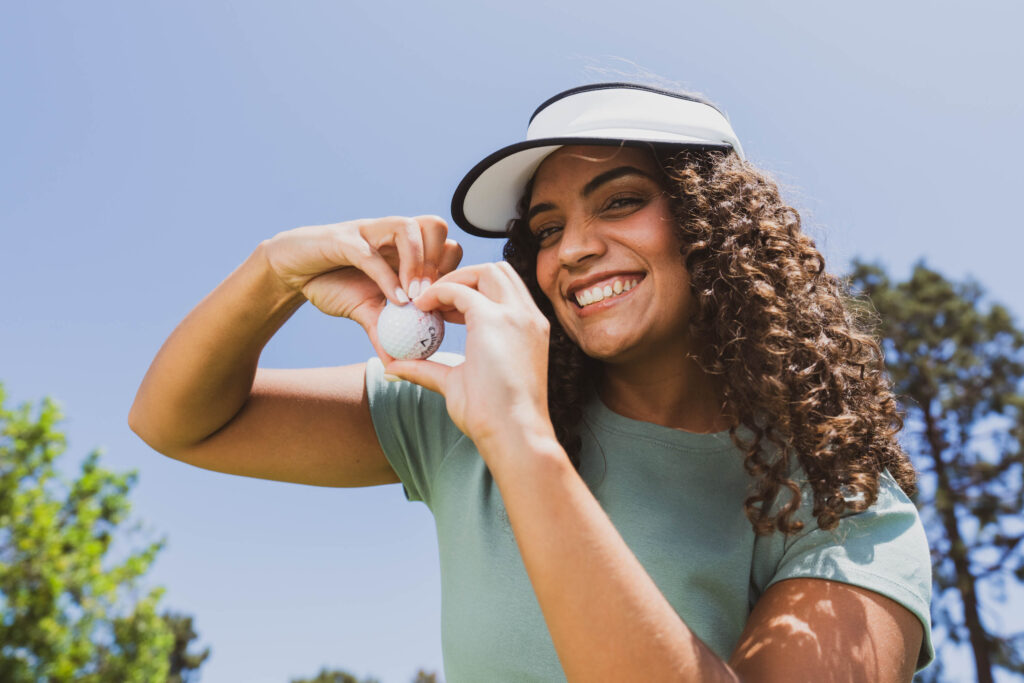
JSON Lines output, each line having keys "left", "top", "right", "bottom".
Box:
{"left": 365, "top": 357, "right": 934, "bottom": 681}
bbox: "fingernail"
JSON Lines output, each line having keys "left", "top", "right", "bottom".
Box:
{"left": 412, "top": 278, "right": 430, "bottom": 301}
{"left": 383, "top": 373, "right": 401, "bottom": 383}
{"left": 407, "top": 280, "right": 421, "bottom": 299}
{"left": 395, "top": 287, "right": 410, "bottom": 304}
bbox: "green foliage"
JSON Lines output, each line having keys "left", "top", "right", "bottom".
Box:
{"left": 289, "top": 668, "right": 442, "bottom": 683}
{"left": 848, "top": 259, "right": 1024, "bottom": 683}
{"left": 0, "top": 385, "right": 184, "bottom": 681}
{"left": 289, "top": 668, "right": 381, "bottom": 683}
{"left": 163, "top": 611, "right": 210, "bottom": 683}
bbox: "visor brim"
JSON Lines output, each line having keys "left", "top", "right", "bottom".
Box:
{"left": 451, "top": 137, "right": 734, "bottom": 238}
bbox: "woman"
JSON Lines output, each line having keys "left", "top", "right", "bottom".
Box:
{"left": 130, "top": 83, "right": 933, "bottom": 681}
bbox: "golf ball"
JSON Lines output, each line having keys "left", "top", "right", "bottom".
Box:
{"left": 376, "top": 301, "right": 444, "bottom": 360}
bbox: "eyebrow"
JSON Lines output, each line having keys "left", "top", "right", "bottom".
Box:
{"left": 582, "top": 165, "right": 654, "bottom": 197}
{"left": 526, "top": 165, "right": 655, "bottom": 223}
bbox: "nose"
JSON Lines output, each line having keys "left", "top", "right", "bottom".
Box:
{"left": 557, "top": 218, "right": 605, "bottom": 268}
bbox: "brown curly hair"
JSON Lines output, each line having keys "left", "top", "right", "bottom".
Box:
{"left": 503, "top": 144, "right": 917, "bottom": 536}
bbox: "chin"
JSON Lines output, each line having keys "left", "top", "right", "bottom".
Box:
{"left": 571, "top": 331, "right": 643, "bottom": 363}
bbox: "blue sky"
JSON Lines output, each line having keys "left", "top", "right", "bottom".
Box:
{"left": 2, "top": 2, "right": 1022, "bottom": 681}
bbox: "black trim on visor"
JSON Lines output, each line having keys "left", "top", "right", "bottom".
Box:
{"left": 450, "top": 137, "right": 733, "bottom": 238}
{"left": 528, "top": 82, "right": 726, "bottom": 125}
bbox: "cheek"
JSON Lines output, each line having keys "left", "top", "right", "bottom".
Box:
{"left": 534, "top": 251, "right": 559, "bottom": 302}
{"left": 534, "top": 252, "right": 581, "bottom": 338}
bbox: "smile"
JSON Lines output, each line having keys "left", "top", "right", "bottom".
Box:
{"left": 573, "top": 276, "right": 642, "bottom": 308}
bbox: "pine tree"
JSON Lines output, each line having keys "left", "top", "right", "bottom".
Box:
{"left": 848, "top": 259, "right": 1024, "bottom": 682}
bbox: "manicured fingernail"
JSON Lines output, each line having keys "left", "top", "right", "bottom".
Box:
{"left": 407, "top": 280, "right": 421, "bottom": 299}
{"left": 418, "top": 278, "right": 432, "bottom": 295}
{"left": 394, "top": 287, "right": 410, "bottom": 304}
{"left": 383, "top": 373, "right": 401, "bottom": 383}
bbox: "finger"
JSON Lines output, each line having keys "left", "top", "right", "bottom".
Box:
{"left": 414, "top": 274, "right": 465, "bottom": 323}
{"left": 385, "top": 358, "right": 451, "bottom": 395}
{"left": 437, "top": 309, "right": 466, "bottom": 325}
{"left": 430, "top": 262, "right": 516, "bottom": 303}
{"left": 345, "top": 293, "right": 383, "bottom": 331}
{"left": 496, "top": 260, "right": 534, "bottom": 300}
{"left": 429, "top": 263, "right": 490, "bottom": 289}
{"left": 303, "top": 268, "right": 381, "bottom": 318}
{"left": 414, "top": 215, "right": 450, "bottom": 291}
{"left": 415, "top": 280, "right": 491, "bottom": 317}
{"left": 350, "top": 301, "right": 396, "bottom": 365}
{"left": 337, "top": 238, "right": 407, "bottom": 305}
{"left": 436, "top": 239, "right": 464, "bottom": 277}
{"left": 359, "top": 217, "right": 423, "bottom": 299}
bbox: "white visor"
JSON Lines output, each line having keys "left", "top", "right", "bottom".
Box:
{"left": 451, "top": 83, "right": 744, "bottom": 237}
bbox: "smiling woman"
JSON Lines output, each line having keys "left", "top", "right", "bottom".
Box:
{"left": 528, "top": 148, "right": 698, "bottom": 368}
{"left": 129, "top": 82, "right": 934, "bottom": 682}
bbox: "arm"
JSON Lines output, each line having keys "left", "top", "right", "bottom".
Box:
{"left": 730, "top": 578, "right": 923, "bottom": 682}
{"left": 487, "top": 444, "right": 922, "bottom": 682}
{"left": 484, "top": 433, "right": 742, "bottom": 682}
{"left": 129, "top": 216, "right": 460, "bottom": 487}
{"left": 389, "top": 263, "right": 923, "bottom": 682}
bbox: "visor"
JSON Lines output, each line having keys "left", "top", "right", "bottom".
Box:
{"left": 451, "top": 83, "right": 744, "bottom": 237}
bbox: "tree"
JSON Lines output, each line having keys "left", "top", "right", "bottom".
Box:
{"left": 0, "top": 385, "right": 205, "bottom": 682}
{"left": 848, "top": 259, "right": 1024, "bottom": 682}
{"left": 289, "top": 668, "right": 442, "bottom": 683}
{"left": 163, "top": 611, "right": 211, "bottom": 683}
{"left": 289, "top": 668, "right": 381, "bottom": 683}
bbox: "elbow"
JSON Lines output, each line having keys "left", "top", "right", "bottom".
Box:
{"left": 127, "top": 398, "right": 146, "bottom": 441}
{"left": 127, "top": 401, "right": 158, "bottom": 450}
{"left": 127, "top": 400, "right": 176, "bottom": 457}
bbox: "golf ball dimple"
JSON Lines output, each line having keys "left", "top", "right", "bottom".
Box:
{"left": 376, "top": 301, "right": 445, "bottom": 360}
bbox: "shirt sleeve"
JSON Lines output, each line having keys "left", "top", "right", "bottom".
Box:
{"left": 364, "top": 354, "right": 467, "bottom": 508}
{"left": 751, "top": 469, "right": 935, "bottom": 671}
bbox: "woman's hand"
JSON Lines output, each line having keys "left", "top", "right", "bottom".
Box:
{"left": 263, "top": 215, "right": 462, "bottom": 360}
{"left": 385, "top": 262, "right": 557, "bottom": 463}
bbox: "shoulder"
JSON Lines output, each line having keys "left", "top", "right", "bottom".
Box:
{"left": 751, "top": 468, "right": 934, "bottom": 670}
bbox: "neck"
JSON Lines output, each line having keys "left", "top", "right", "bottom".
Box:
{"left": 597, "top": 352, "right": 732, "bottom": 434}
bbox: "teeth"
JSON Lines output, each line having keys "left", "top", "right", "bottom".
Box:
{"left": 574, "top": 278, "right": 640, "bottom": 308}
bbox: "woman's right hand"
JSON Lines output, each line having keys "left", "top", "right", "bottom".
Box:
{"left": 263, "top": 215, "right": 462, "bottom": 359}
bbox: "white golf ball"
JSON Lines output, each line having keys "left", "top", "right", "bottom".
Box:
{"left": 376, "top": 301, "right": 445, "bottom": 360}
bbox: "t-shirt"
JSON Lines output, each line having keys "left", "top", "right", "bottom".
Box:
{"left": 365, "top": 356, "right": 934, "bottom": 681}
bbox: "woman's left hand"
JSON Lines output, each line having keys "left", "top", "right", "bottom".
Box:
{"left": 384, "top": 262, "right": 556, "bottom": 463}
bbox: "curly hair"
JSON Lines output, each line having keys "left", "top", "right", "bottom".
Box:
{"left": 503, "top": 145, "right": 917, "bottom": 536}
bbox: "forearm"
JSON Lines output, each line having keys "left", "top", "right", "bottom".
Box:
{"left": 129, "top": 241, "right": 306, "bottom": 452}
{"left": 486, "top": 430, "right": 742, "bottom": 683}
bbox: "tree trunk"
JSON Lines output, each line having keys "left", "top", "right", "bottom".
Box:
{"left": 923, "top": 405, "right": 994, "bottom": 683}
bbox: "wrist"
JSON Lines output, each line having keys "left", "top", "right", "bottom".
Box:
{"left": 251, "top": 240, "right": 308, "bottom": 310}
{"left": 476, "top": 416, "right": 568, "bottom": 480}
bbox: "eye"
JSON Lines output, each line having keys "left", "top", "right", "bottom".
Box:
{"left": 532, "top": 224, "right": 563, "bottom": 246}
{"left": 603, "top": 194, "right": 646, "bottom": 214}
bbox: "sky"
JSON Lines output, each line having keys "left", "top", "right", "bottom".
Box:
{"left": 2, "top": 1, "right": 1023, "bottom": 681}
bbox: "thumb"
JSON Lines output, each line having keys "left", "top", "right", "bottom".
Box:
{"left": 348, "top": 301, "right": 395, "bottom": 365}
{"left": 362, "top": 319, "right": 396, "bottom": 366}
{"left": 385, "top": 359, "right": 451, "bottom": 395}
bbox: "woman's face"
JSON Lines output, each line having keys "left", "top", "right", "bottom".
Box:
{"left": 529, "top": 145, "right": 696, "bottom": 364}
